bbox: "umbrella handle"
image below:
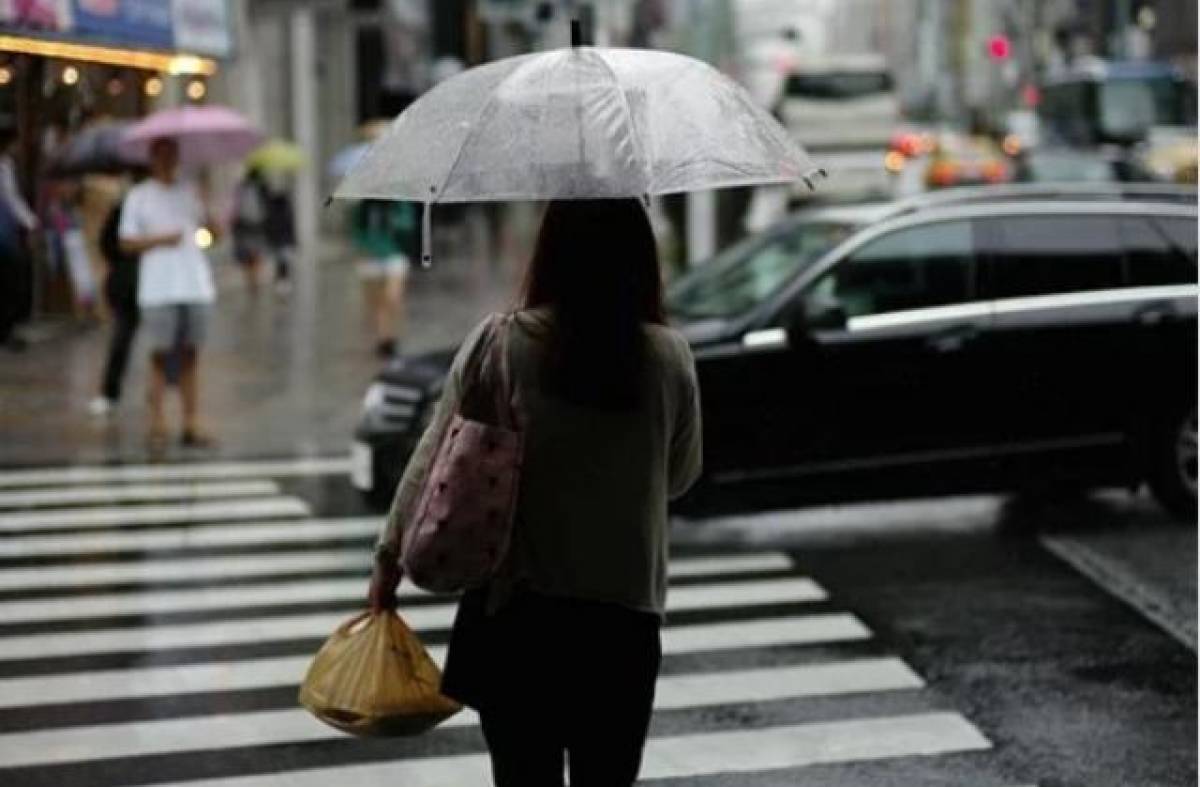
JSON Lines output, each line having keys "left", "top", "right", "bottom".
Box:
{"left": 421, "top": 201, "right": 432, "bottom": 268}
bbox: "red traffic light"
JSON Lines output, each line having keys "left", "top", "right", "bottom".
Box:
{"left": 987, "top": 34, "right": 1012, "bottom": 60}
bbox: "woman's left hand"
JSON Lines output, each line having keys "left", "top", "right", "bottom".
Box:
{"left": 368, "top": 559, "right": 401, "bottom": 613}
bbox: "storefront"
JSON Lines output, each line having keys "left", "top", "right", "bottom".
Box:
{"left": 0, "top": 0, "right": 233, "bottom": 319}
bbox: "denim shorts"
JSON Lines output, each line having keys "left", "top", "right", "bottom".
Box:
{"left": 141, "top": 303, "right": 210, "bottom": 351}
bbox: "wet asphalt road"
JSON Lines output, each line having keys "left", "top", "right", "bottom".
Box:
{"left": 674, "top": 489, "right": 1196, "bottom": 786}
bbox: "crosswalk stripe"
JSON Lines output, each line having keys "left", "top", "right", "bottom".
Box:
{"left": 0, "top": 555, "right": 799, "bottom": 623}
{"left": 0, "top": 480, "right": 282, "bottom": 510}
{"left": 0, "top": 658, "right": 922, "bottom": 768}
{"left": 0, "top": 549, "right": 367, "bottom": 590}
{"left": 0, "top": 457, "right": 353, "bottom": 489}
{"left": 140, "top": 712, "right": 988, "bottom": 787}
{"left": 0, "top": 517, "right": 379, "bottom": 558}
{"left": 0, "top": 577, "right": 829, "bottom": 660}
{"left": 0, "top": 550, "right": 791, "bottom": 596}
{"left": 0, "top": 614, "right": 869, "bottom": 707}
{"left": 0, "top": 497, "right": 312, "bottom": 533}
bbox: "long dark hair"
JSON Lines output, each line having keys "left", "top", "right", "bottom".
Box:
{"left": 519, "top": 198, "right": 665, "bottom": 411}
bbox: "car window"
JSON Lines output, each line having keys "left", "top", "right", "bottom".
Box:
{"left": 1153, "top": 216, "right": 1198, "bottom": 262}
{"left": 802, "top": 220, "right": 974, "bottom": 320}
{"left": 1119, "top": 216, "right": 1197, "bottom": 286}
{"left": 982, "top": 216, "right": 1125, "bottom": 299}
{"left": 667, "top": 221, "right": 856, "bottom": 320}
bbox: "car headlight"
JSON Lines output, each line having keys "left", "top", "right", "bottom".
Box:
{"left": 361, "top": 383, "right": 386, "bottom": 415}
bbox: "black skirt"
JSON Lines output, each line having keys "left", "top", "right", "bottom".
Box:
{"left": 440, "top": 587, "right": 661, "bottom": 712}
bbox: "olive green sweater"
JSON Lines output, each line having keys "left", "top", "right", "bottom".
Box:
{"left": 378, "top": 308, "right": 703, "bottom": 616}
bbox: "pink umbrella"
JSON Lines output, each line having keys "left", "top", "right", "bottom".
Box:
{"left": 119, "top": 106, "right": 265, "bottom": 168}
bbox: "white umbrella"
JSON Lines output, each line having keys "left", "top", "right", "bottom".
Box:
{"left": 334, "top": 45, "right": 824, "bottom": 265}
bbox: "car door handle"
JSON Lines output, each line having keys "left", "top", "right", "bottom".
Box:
{"left": 925, "top": 324, "right": 980, "bottom": 353}
{"left": 1133, "top": 302, "right": 1177, "bottom": 326}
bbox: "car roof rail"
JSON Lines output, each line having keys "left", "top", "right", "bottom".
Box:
{"left": 889, "top": 182, "right": 1197, "bottom": 217}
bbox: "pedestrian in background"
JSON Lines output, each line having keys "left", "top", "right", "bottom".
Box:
{"left": 118, "top": 138, "right": 219, "bottom": 451}
{"left": 0, "top": 128, "right": 37, "bottom": 351}
{"left": 88, "top": 174, "right": 143, "bottom": 417}
{"left": 232, "top": 166, "right": 269, "bottom": 296}
{"left": 368, "top": 199, "right": 703, "bottom": 787}
{"left": 262, "top": 173, "right": 296, "bottom": 295}
{"left": 350, "top": 199, "right": 416, "bottom": 358}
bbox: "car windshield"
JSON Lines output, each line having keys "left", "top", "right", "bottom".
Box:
{"left": 667, "top": 221, "right": 857, "bottom": 320}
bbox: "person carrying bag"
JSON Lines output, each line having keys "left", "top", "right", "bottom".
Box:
{"left": 369, "top": 198, "right": 703, "bottom": 787}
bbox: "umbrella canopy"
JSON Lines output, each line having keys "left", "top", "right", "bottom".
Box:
{"left": 247, "top": 139, "right": 307, "bottom": 172}
{"left": 45, "top": 122, "right": 137, "bottom": 177}
{"left": 119, "top": 106, "right": 264, "bottom": 168}
{"left": 334, "top": 45, "right": 822, "bottom": 205}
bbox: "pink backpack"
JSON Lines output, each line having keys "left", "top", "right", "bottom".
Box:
{"left": 401, "top": 315, "right": 523, "bottom": 593}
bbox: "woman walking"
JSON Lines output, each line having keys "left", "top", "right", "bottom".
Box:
{"left": 368, "top": 198, "right": 702, "bottom": 786}
{"left": 350, "top": 199, "right": 417, "bottom": 358}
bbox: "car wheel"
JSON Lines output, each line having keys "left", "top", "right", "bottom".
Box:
{"left": 1147, "top": 406, "right": 1198, "bottom": 521}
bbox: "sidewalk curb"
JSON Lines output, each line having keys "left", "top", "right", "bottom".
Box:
{"left": 1041, "top": 534, "right": 1197, "bottom": 653}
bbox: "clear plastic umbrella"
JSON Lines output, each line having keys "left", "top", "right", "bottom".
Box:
{"left": 334, "top": 44, "right": 823, "bottom": 265}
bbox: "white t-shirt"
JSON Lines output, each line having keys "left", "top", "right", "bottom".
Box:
{"left": 119, "top": 178, "right": 216, "bottom": 307}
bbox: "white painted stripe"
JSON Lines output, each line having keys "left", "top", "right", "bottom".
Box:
{"left": 0, "top": 480, "right": 282, "bottom": 510}
{"left": 0, "top": 515, "right": 379, "bottom": 559}
{"left": 0, "top": 555, "right": 796, "bottom": 623}
{"left": 145, "top": 712, "right": 989, "bottom": 787}
{"left": 0, "top": 577, "right": 829, "bottom": 660}
{"left": 0, "top": 457, "right": 353, "bottom": 489}
{"left": 0, "top": 549, "right": 790, "bottom": 592}
{"left": 0, "top": 659, "right": 920, "bottom": 768}
{"left": 0, "top": 614, "right": 868, "bottom": 706}
{"left": 0, "top": 549, "right": 371, "bottom": 590}
{"left": 0, "top": 517, "right": 381, "bottom": 558}
{"left": 0, "top": 497, "right": 311, "bottom": 533}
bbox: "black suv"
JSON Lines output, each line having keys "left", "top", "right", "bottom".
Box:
{"left": 351, "top": 186, "right": 1198, "bottom": 518}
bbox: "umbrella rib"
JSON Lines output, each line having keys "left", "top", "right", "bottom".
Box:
{"left": 590, "top": 52, "right": 653, "bottom": 195}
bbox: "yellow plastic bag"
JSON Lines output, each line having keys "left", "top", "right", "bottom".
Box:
{"left": 299, "top": 610, "right": 461, "bottom": 737}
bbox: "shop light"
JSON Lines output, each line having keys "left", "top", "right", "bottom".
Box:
{"left": 144, "top": 76, "right": 164, "bottom": 97}
{"left": 0, "top": 66, "right": 11, "bottom": 86}
{"left": 186, "top": 79, "right": 206, "bottom": 100}
{"left": 62, "top": 65, "right": 79, "bottom": 85}
{"left": 194, "top": 227, "right": 214, "bottom": 249}
{"left": 0, "top": 35, "right": 217, "bottom": 76}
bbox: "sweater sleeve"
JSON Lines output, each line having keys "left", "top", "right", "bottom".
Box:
{"left": 376, "top": 314, "right": 499, "bottom": 553}
{"left": 667, "top": 334, "right": 703, "bottom": 500}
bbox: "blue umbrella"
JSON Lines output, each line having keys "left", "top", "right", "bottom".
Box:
{"left": 327, "top": 142, "right": 370, "bottom": 180}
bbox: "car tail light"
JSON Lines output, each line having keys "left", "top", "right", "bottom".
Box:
{"left": 929, "top": 161, "right": 959, "bottom": 186}
{"left": 982, "top": 160, "right": 1009, "bottom": 183}
{"left": 890, "top": 132, "right": 924, "bottom": 158}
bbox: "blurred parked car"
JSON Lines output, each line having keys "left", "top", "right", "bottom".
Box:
{"left": 924, "top": 133, "right": 1012, "bottom": 189}
{"left": 353, "top": 186, "right": 1198, "bottom": 519}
